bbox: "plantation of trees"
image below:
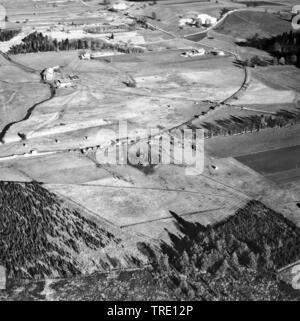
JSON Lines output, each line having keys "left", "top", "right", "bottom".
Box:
{"left": 142, "top": 200, "right": 300, "bottom": 300}
{"left": 8, "top": 32, "right": 145, "bottom": 55}
{"left": 0, "top": 29, "right": 21, "bottom": 42}
{"left": 0, "top": 181, "right": 121, "bottom": 279}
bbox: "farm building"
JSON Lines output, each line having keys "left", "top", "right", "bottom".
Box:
{"left": 179, "top": 13, "right": 217, "bottom": 27}
{"left": 41, "top": 66, "right": 60, "bottom": 82}
{"left": 54, "top": 79, "right": 73, "bottom": 89}
{"left": 179, "top": 18, "right": 194, "bottom": 27}
{"left": 79, "top": 52, "right": 91, "bottom": 60}
{"left": 181, "top": 48, "right": 206, "bottom": 57}
{"left": 197, "top": 14, "right": 217, "bottom": 26}
{"left": 210, "top": 50, "right": 225, "bottom": 56}
{"left": 112, "top": 2, "right": 128, "bottom": 11}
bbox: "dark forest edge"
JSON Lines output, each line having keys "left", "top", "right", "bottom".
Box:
{"left": 237, "top": 31, "right": 300, "bottom": 68}
{"left": 1, "top": 182, "right": 300, "bottom": 300}
{"left": 0, "top": 29, "right": 21, "bottom": 42}
{"left": 139, "top": 200, "right": 300, "bottom": 300}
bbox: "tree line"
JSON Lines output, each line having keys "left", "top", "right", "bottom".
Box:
{"left": 0, "top": 29, "right": 21, "bottom": 42}
{"left": 8, "top": 32, "right": 145, "bottom": 55}
{"left": 238, "top": 31, "right": 300, "bottom": 67}
{"left": 202, "top": 108, "right": 300, "bottom": 139}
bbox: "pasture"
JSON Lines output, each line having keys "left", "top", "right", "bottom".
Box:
{"left": 215, "top": 10, "right": 292, "bottom": 39}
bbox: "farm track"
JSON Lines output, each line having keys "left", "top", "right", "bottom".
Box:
{"left": 0, "top": 51, "right": 38, "bottom": 74}
{"left": 229, "top": 104, "right": 277, "bottom": 115}
{"left": 119, "top": 207, "right": 226, "bottom": 228}
{"left": 146, "top": 21, "right": 177, "bottom": 39}
{"left": 60, "top": 182, "right": 244, "bottom": 200}
{"left": 223, "top": 66, "right": 250, "bottom": 104}
{"left": 8, "top": 264, "right": 152, "bottom": 288}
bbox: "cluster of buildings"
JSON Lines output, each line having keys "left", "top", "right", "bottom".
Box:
{"left": 41, "top": 66, "right": 78, "bottom": 89}
{"left": 181, "top": 48, "right": 206, "bottom": 57}
{"left": 41, "top": 66, "right": 60, "bottom": 82}
{"left": 180, "top": 48, "right": 225, "bottom": 58}
{"left": 111, "top": 2, "right": 128, "bottom": 11}
{"left": 79, "top": 51, "right": 124, "bottom": 60}
{"left": 179, "top": 13, "right": 217, "bottom": 28}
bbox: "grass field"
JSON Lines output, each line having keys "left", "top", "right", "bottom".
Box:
{"left": 0, "top": 49, "right": 244, "bottom": 150}
{"left": 252, "top": 66, "right": 300, "bottom": 93}
{"left": 215, "top": 10, "right": 292, "bottom": 40}
{"left": 0, "top": 148, "right": 250, "bottom": 240}
{"left": 0, "top": 80, "right": 49, "bottom": 136}
{"left": 205, "top": 123, "right": 300, "bottom": 158}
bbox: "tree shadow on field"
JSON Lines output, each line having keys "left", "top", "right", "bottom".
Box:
{"left": 138, "top": 210, "right": 207, "bottom": 265}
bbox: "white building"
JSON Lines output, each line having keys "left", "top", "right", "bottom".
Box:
{"left": 79, "top": 52, "right": 91, "bottom": 60}
{"left": 41, "top": 66, "right": 60, "bottom": 82}
{"left": 112, "top": 2, "right": 128, "bottom": 11}
{"left": 197, "top": 14, "right": 217, "bottom": 26}
{"left": 179, "top": 14, "right": 217, "bottom": 28}
{"left": 179, "top": 18, "right": 194, "bottom": 27}
{"left": 54, "top": 79, "right": 72, "bottom": 89}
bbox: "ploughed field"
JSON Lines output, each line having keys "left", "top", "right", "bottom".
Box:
{"left": 236, "top": 145, "right": 300, "bottom": 185}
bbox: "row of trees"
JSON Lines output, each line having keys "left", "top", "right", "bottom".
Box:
{"left": 8, "top": 32, "right": 145, "bottom": 55}
{"left": 202, "top": 109, "right": 300, "bottom": 139}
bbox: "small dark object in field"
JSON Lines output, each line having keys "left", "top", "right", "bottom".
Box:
{"left": 297, "top": 203, "right": 300, "bottom": 208}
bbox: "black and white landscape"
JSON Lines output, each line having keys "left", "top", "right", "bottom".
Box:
{"left": 0, "top": 0, "right": 300, "bottom": 301}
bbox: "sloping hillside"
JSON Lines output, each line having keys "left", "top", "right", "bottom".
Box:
{"left": 2, "top": 199, "right": 300, "bottom": 300}
{"left": 215, "top": 11, "right": 292, "bottom": 39}
{"left": 0, "top": 181, "right": 148, "bottom": 279}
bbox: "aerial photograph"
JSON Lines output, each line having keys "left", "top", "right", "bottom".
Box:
{"left": 0, "top": 0, "right": 300, "bottom": 305}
